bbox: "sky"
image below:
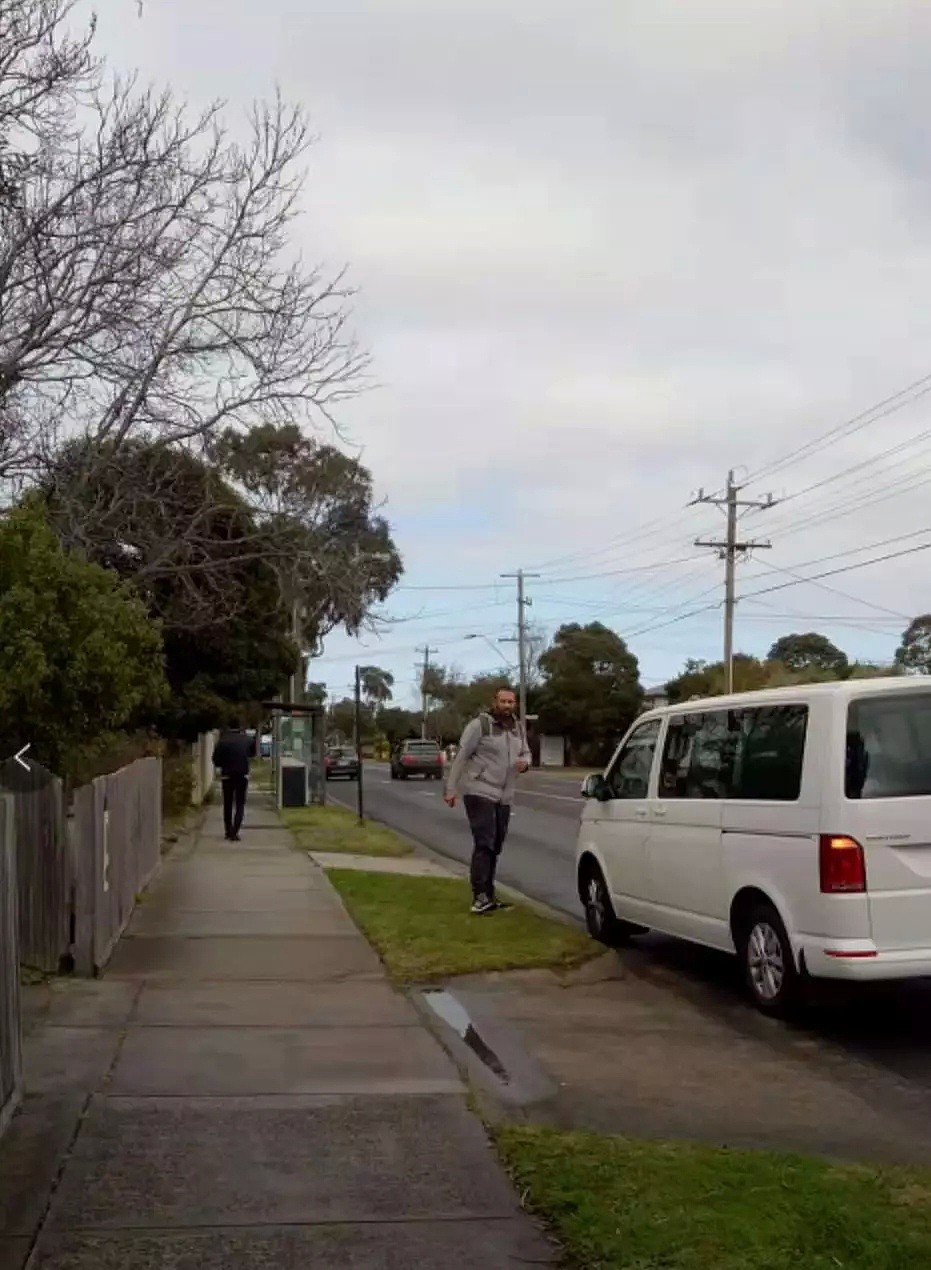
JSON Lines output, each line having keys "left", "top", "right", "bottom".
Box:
{"left": 91, "top": 0, "right": 931, "bottom": 709}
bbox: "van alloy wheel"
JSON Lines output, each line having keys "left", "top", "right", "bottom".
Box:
{"left": 581, "top": 866, "right": 637, "bottom": 946}
{"left": 586, "top": 874, "right": 607, "bottom": 936}
{"left": 739, "top": 902, "right": 800, "bottom": 1016}
{"left": 747, "top": 921, "right": 784, "bottom": 1002}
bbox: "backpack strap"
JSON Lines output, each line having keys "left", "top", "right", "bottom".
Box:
{"left": 478, "top": 712, "right": 492, "bottom": 738}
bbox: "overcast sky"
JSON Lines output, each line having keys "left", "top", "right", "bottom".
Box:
{"left": 93, "top": 0, "right": 931, "bottom": 707}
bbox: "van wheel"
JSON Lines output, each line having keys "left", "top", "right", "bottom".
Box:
{"left": 738, "top": 902, "right": 800, "bottom": 1017}
{"left": 582, "top": 865, "right": 637, "bottom": 947}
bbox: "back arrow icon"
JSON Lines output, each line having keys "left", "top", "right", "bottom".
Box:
{"left": 14, "top": 744, "right": 30, "bottom": 771}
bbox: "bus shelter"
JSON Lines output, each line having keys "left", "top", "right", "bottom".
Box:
{"left": 264, "top": 702, "right": 326, "bottom": 809}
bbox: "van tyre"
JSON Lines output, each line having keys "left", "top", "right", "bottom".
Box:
{"left": 738, "top": 902, "right": 800, "bottom": 1017}
{"left": 581, "top": 864, "right": 639, "bottom": 947}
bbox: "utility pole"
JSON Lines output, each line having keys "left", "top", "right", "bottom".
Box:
{"left": 501, "top": 569, "right": 540, "bottom": 723}
{"left": 693, "top": 470, "right": 776, "bottom": 694}
{"left": 416, "top": 645, "right": 438, "bottom": 739}
{"left": 288, "top": 598, "right": 300, "bottom": 704}
{"left": 353, "top": 665, "right": 365, "bottom": 823}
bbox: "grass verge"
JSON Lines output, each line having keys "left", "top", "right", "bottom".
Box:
{"left": 495, "top": 1124, "right": 931, "bottom": 1270}
{"left": 251, "top": 757, "right": 273, "bottom": 787}
{"left": 281, "top": 804, "right": 411, "bottom": 857}
{"left": 326, "top": 870, "right": 595, "bottom": 981}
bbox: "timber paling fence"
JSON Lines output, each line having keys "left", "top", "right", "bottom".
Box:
{"left": 0, "top": 794, "right": 20, "bottom": 1138}
{"left": 0, "top": 756, "right": 163, "bottom": 1138}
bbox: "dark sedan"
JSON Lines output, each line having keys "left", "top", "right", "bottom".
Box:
{"left": 325, "top": 747, "right": 360, "bottom": 780}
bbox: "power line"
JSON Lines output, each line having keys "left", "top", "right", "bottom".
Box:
{"left": 744, "top": 370, "right": 931, "bottom": 486}
{"left": 769, "top": 421, "right": 931, "bottom": 510}
{"left": 621, "top": 536, "right": 931, "bottom": 643}
{"left": 746, "top": 559, "right": 910, "bottom": 620}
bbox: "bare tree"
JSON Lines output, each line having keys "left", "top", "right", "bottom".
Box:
{"left": 2, "top": 0, "right": 366, "bottom": 496}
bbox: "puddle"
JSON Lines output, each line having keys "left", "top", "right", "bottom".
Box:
{"left": 423, "top": 989, "right": 510, "bottom": 1084}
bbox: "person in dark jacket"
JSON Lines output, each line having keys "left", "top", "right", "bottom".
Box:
{"left": 212, "top": 724, "right": 257, "bottom": 841}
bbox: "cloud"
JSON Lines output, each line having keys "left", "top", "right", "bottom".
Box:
{"left": 91, "top": 0, "right": 931, "bottom": 698}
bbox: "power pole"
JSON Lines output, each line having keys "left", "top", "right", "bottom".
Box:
{"left": 353, "top": 665, "right": 365, "bottom": 822}
{"left": 693, "top": 470, "right": 776, "bottom": 694}
{"left": 416, "top": 645, "right": 438, "bottom": 739}
{"left": 501, "top": 569, "right": 540, "bottom": 723}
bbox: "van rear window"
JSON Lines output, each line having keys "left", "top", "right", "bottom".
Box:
{"left": 847, "top": 694, "right": 931, "bottom": 799}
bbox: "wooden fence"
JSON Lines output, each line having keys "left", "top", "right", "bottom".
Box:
{"left": 72, "top": 757, "right": 162, "bottom": 976}
{"left": 0, "top": 795, "right": 22, "bottom": 1139}
{"left": 4, "top": 762, "right": 69, "bottom": 976}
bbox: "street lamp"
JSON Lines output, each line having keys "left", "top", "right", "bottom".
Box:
{"left": 464, "top": 633, "right": 515, "bottom": 669}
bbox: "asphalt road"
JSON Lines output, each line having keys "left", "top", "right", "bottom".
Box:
{"left": 327, "top": 763, "right": 931, "bottom": 1104}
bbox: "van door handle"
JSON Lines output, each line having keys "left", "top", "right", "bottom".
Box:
{"left": 634, "top": 807, "right": 649, "bottom": 819}
{"left": 652, "top": 806, "right": 667, "bottom": 817}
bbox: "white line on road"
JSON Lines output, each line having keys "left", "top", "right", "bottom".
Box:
{"left": 519, "top": 789, "right": 581, "bottom": 803}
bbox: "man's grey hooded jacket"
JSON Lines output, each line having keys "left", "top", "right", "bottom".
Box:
{"left": 445, "top": 714, "right": 531, "bottom": 805}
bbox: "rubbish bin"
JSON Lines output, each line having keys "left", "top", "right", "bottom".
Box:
{"left": 281, "top": 761, "right": 307, "bottom": 808}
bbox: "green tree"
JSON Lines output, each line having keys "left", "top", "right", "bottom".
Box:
{"left": 0, "top": 506, "right": 166, "bottom": 774}
{"left": 896, "top": 616, "right": 931, "bottom": 674}
{"left": 43, "top": 440, "right": 303, "bottom": 736}
{"left": 537, "top": 623, "right": 642, "bottom": 764}
{"left": 211, "top": 424, "right": 402, "bottom": 645}
{"left": 326, "top": 697, "right": 373, "bottom": 744}
{"left": 359, "top": 666, "right": 394, "bottom": 711}
{"left": 768, "top": 632, "right": 849, "bottom": 677}
{"left": 377, "top": 707, "right": 420, "bottom": 745}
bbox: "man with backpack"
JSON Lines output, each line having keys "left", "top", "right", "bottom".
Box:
{"left": 444, "top": 686, "right": 531, "bottom": 914}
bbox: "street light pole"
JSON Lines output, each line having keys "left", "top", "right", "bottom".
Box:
{"left": 500, "top": 569, "right": 540, "bottom": 723}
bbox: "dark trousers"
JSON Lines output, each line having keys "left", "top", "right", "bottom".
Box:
{"left": 464, "top": 794, "right": 511, "bottom": 899}
{"left": 222, "top": 775, "right": 248, "bottom": 839}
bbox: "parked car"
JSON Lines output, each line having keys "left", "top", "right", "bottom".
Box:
{"left": 325, "top": 746, "right": 360, "bottom": 780}
{"left": 391, "top": 739, "right": 444, "bottom": 780}
{"left": 575, "top": 678, "right": 931, "bottom": 1016}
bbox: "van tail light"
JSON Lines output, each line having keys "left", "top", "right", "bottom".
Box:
{"left": 819, "top": 835, "right": 866, "bottom": 894}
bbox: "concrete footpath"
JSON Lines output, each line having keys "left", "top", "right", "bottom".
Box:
{"left": 0, "top": 799, "right": 554, "bottom": 1269}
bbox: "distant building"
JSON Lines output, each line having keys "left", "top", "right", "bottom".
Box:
{"left": 642, "top": 685, "right": 669, "bottom": 712}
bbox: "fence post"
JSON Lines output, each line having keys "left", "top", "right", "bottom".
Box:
{"left": 0, "top": 794, "right": 22, "bottom": 1138}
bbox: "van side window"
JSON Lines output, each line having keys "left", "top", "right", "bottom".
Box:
{"left": 659, "top": 705, "right": 806, "bottom": 800}
{"left": 730, "top": 705, "right": 808, "bottom": 801}
{"left": 605, "top": 719, "right": 661, "bottom": 800}
{"left": 660, "top": 711, "right": 734, "bottom": 798}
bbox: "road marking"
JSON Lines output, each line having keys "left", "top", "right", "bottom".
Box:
{"left": 519, "top": 789, "right": 581, "bottom": 803}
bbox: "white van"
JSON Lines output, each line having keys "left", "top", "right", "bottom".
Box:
{"left": 576, "top": 677, "right": 931, "bottom": 1014}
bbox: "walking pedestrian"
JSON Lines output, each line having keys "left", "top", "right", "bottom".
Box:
{"left": 444, "top": 686, "right": 531, "bottom": 914}
{"left": 212, "top": 722, "right": 257, "bottom": 842}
